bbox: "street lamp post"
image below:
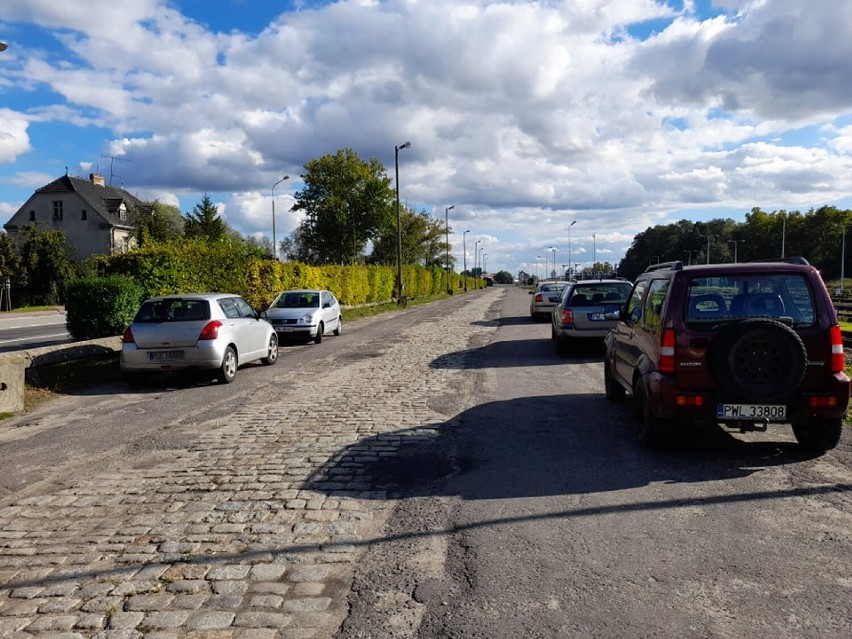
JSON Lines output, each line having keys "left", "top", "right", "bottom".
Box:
{"left": 474, "top": 239, "right": 481, "bottom": 276}
{"left": 548, "top": 246, "right": 556, "bottom": 280}
{"left": 394, "top": 141, "right": 411, "bottom": 302}
{"left": 536, "top": 255, "right": 542, "bottom": 281}
{"left": 592, "top": 234, "right": 596, "bottom": 271}
{"left": 567, "top": 220, "right": 576, "bottom": 279}
{"left": 483, "top": 253, "right": 487, "bottom": 275}
{"left": 728, "top": 239, "right": 746, "bottom": 263}
{"left": 700, "top": 233, "right": 715, "bottom": 264}
{"left": 463, "top": 230, "right": 470, "bottom": 292}
{"left": 271, "top": 175, "right": 290, "bottom": 260}
{"left": 445, "top": 205, "right": 454, "bottom": 293}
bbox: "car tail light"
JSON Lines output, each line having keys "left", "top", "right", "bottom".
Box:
{"left": 675, "top": 394, "right": 704, "bottom": 407}
{"left": 809, "top": 396, "right": 839, "bottom": 408}
{"left": 198, "top": 320, "right": 223, "bottom": 341}
{"left": 659, "top": 328, "right": 676, "bottom": 373}
{"left": 830, "top": 325, "right": 844, "bottom": 373}
{"left": 122, "top": 327, "right": 135, "bottom": 344}
{"left": 561, "top": 308, "right": 574, "bottom": 325}
{"left": 535, "top": 294, "right": 544, "bottom": 303}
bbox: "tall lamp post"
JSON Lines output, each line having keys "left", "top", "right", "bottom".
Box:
{"left": 474, "top": 239, "right": 481, "bottom": 276}
{"left": 567, "top": 219, "right": 576, "bottom": 279}
{"left": 536, "top": 255, "right": 542, "bottom": 281}
{"left": 548, "top": 246, "right": 556, "bottom": 280}
{"left": 271, "top": 175, "right": 290, "bottom": 260}
{"left": 700, "top": 233, "right": 715, "bottom": 264}
{"left": 592, "top": 234, "right": 597, "bottom": 270}
{"left": 463, "top": 230, "right": 470, "bottom": 292}
{"left": 445, "top": 205, "right": 454, "bottom": 293}
{"left": 483, "top": 253, "right": 487, "bottom": 276}
{"left": 394, "top": 141, "right": 411, "bottom": 302}
{"left": 728, "top": 239, "right": 746, "bottom": 263}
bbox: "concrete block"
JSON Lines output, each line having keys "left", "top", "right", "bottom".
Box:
{"left": 0, "top": 355, "right": 26, "bottom": 413}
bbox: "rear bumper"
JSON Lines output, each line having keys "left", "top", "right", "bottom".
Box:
{"left": 646, "top": 371, "right": 851, "bottom": 424}
{"left": 554, "top": 324, "right": 611, "bottom": 340}
{"left": 120, "top": 343, "right": 224, "bottom": 372}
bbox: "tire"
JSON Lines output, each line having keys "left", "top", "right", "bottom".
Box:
{"left": 314, "top": 322, "right": 324, "bottom": 344}
{"left": 633, "top": 378, "right": 662, "bottom": 447}
{"left": 124, "top": 372, "right": 149, "bottom": 387}
{"left": 333, "top": 317, "right": 342, "bottom": 336}
{"left": 708, "top": 319, "right": 806, "bottom": 402}
{"left": 217, "top": 346, "right": 238, "bottom": 384}
{"left": 792, "top": 418, "right": 843, "bottom": 453}
{"left": 261, "top": 334, "right": 278, "bottom": 366}
{"left": 604, "top": 361, "right": 626, "bottom": 402}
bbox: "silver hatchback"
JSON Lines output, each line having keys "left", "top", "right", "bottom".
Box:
{"left": 262, "top": 289, "right": 342, "bottom": 344}
{"left": 551, "top": 279, "right": 632, "bottom": 354}
{"left": 120, "top": 293, "right": 278, "bottom": 385}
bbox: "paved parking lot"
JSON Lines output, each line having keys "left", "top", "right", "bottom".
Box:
{"left": 0, "top": 290, "right": 501, "bottom": 638}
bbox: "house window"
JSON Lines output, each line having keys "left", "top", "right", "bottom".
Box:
{"left": 29, "top": 211, "right": 35, "bottom": 221}
{"left": 52, "top": 201, "right": 63, "bottom": 221}
{"left": 81, "top": 210, "right": 87, "bottom": 221}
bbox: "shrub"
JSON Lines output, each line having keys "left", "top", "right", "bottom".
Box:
{"left": 65, "top": 276, "right": 144, "bottom": 340}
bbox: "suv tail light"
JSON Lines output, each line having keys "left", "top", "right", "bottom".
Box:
{"left": 659, "top": 328, "right": 676, "bottom": 373}
{"left": 198, "top": 320, "right": 223, "bottom": 341}
{"left": 830, "top": 325, "right": 844, "bottom": 373}
{"left": 122, "top": 327, "right": 135, "bottom": 344}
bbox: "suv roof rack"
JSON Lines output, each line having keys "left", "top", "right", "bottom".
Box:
{"left": 643, "top": 260, "right": 684, "bottom": 273}
{"left": 748, "top": 256, "right": 810, "bottom": 265}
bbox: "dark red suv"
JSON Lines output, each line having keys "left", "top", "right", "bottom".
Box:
{"left": 603, "top": 258, "right": 850, "bottom": 451}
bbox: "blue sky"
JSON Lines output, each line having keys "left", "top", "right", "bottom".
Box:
{"left": 2, "top": 0, "right": 852, "bottom": 277}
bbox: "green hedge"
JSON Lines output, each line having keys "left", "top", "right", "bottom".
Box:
{"left": 78, "top": 239, "right": 486, "bottom": 337}
{"left": 65, "top": 275, "right": 144, "bottom": 340}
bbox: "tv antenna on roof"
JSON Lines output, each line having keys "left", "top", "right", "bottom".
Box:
{"left": 101, "top": 154, "right": 131, "bottom": 186}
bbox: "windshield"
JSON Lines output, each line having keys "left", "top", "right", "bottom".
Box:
{"left": 568, "top": 282, "right": 632, "bottom": 307}
{"left": 686, "top": 274, "right": 815, "bottom": 327}
{"left": 274, "top": 292, "right": 320, "bottom": 309}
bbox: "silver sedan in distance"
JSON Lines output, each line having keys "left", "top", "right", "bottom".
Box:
{"left": 262, "top": 289, "right": 342, "bottom": 344}
{"left": 120, "top": 293, "right": 278, "bottom": 386}
{"left": 529, "top": 281, "right": 568, "bottom": 321}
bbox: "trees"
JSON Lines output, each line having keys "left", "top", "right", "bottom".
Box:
{"left": 132, "top": 200, "right": 184, "bottom": 246}
{"left": 370, "top": 204, "right": 451, "bottom": 267}
{"left": 0, "top": 233, "right": 22, "bottom": 283}
{"left": 17, "top": 224, "right": 79, "bottom": 305}
{"left": 292, "top": 148, "right": 395, "bottom": 264}
{"left": 184, "top": 194, "right": 228, "bottom": 241}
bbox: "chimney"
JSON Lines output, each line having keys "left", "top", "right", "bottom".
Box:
{"left": 89, "top": 173, "right": 105, "bottom": 187}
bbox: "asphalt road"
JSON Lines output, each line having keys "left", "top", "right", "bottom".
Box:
{"left": 338, "top": 286, "right": 852, "bottom": 639}
{"left": 0, "top": 310, "right": 70, "bottom": 352}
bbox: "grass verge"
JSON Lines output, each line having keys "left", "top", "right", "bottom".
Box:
{"left": 23, "top": 353, "right": 121, "bottom": 414}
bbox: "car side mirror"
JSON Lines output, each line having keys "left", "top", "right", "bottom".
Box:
{"left": 529, "top": 291, "right": 533, "bottom": 295}
{"left": 259, "top": 310, "right": 268, "bottom": 319}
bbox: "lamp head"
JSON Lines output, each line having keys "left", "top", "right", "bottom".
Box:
{"left": 447, "top": 205, "right": 455, "bottom": 212}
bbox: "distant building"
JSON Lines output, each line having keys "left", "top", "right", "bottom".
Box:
{"left": 3, "top": 173, "right": 142, "bottom": 260}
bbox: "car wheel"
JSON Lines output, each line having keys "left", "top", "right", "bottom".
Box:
{"left": 708, "top": 319, "right": 806, "bottom": 401}
{"left": 217, "top": 346, "right": 238, "bottom": 383}
{"left": 604, "top": 361, "right": 626, "bottom": 402}
{"left": 333, "top": 316, "right": 342, "bottom": 336}
{"left": 261, "top": 334, "right": 278, "bottom": 366}
{"left": 633, "top": 378, "right": 662, "bottom": 447}
{"left": 314, "top": 322, "right": 324, "bottom": 344}
{"left": 124, "top": 372, "right": 149, "bottom": 387}
{"left": 792, "top": 418, "right": 843, "bottom": 453}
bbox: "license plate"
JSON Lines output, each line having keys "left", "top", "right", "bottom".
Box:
{"left": 717, "top": 404, "right": 786, "bottom": 420}
{"left": 588, "top": 313, "right": 605, "bottom": 321}
{"left": 277, "top": 327, "right": 295, "bottom": 333}
{"left": 148, "top": 350, "right": 184, "bottom": 361}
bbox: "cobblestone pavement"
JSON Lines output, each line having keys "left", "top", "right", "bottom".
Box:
{"left": 0, "top": 289, "right": 503, "bottom": 638}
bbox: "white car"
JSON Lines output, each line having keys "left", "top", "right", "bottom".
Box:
{"left": 120, "top": 293, "right": 278, "bottom": 385}
{"left": 262, "top": 289, "right": 342, "bottom": 344}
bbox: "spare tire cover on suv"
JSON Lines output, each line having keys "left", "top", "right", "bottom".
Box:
{"left": 708, "top": 318, "right": 807, "bottom": 402}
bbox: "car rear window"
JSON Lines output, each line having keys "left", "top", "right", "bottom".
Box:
{"left": 134, "top": 299, "right": 211, "bottom": 323}
{"left": 686, "top": 274, "right": 815, "bottom": 327}
{"left": 568, "top": 283, "right": 631, "bottom": 306}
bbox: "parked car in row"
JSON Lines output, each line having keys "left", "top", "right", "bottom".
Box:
{"left": 262, "top": 289, "right": 342, "bottom": 344}
{"left": 120, "top": 293, "right": 279, "bottom": 386}
{"left": 529, "top": 281, "right": 568, "bottom": 321}
{"left": 551, "top": 279, "right": 632, "bottom": 354}
{"left": 603, "top": 258, "right": 850, "bottom": 452}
